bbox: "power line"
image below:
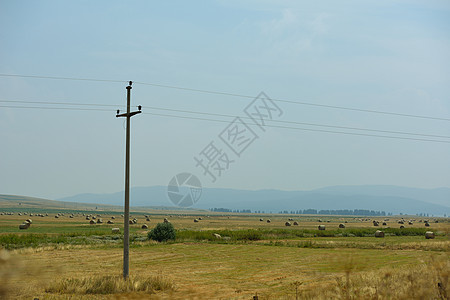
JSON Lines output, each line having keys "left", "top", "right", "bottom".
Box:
{"left": 0, "top": 99, "right": 121, "bottom": 107}
{"left": 1, "top": 73, "right": 449, "bottom": 121}
{"left": 2, "top": 100, "right": 449, "bottom": 139}
{"left": 0, "top": 73, "right": 125, "bottom": 84}
{"left": 142, "top": 105, "right": 450, "bottom": 139}
{"left": 0, "top": 104, "right": 112, "bottom": 112}
{"left": 142, "top": 111, "right": 450, "bottom": 144}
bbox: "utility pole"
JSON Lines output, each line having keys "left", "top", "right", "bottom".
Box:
{"left": 116, "top": 81, "right": 141, "bottom": 279}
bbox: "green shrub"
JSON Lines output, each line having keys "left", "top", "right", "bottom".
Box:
{"left": 148, "top": 223, "right": 176, "bottom": 242}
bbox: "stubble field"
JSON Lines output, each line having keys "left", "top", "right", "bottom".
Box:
{"left": 1, "top": 209, "right": 449, "bottom": 299}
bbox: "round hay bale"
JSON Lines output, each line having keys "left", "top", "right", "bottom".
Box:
{"left": 318, "top": 225, "right": 326, "bottom": 230}
{"left": 141, "top": 224, "right": 148, "bottom": 229}
{"left": 400, "top": 225, "right": 405, "bottom": 229}
{"left": 19, "top": 223, "right": 29, "bottom": 229}
{"left": 194, "top": 219, "right": 199, "bottom": 223}
{"left": 112, "top": 228, "right": 120, "bottom": 234}
{"left": 107, "top": 220, "right": 114, "bottom": 224}
{"left": 293, "top": 221, "right": 299, "bottom": 225}
{"left": 89, "top": 220, "right": 95, "bottom": 225}
{"left": 198, "top": 217, "right": 202, "bottom": 220}
{"left": 146, "top": 218, "right": 150, "bottom": 222}
{"left": 129, "top": 220, "right": 134, "bottom": 224}
{"left": 425, "top": 222, "right": 430, "bottom": 227}
{"left": 375, "top": 230, "right": 385, "bottom": 238}
{"left": 86, "top": 216, "right": 90, "bottom": 220}
{"left": 382, "top": 222, "right": 387, "bottom": 226}
{"left": 54, "top": 215, "right": 59, "bottom": 218}
{"left": 285, "top": 222, "right": 291, "bottom": 226}
{"left": 96, "top": 218, "right": 103, "bottom": 224}
{"left": 111, "top": 216, "right": 115, "bottom": 219}
{"left": 26, "top": 219, "right": 32, "bottom": 224}
{"left": 163, "top": 218, "right": 169, "bottom": 223}
{"left": 425, "top": 231, "right": 435, "bottom": 239}
{"left": 339, "top": 223, "right": 345, "bottom": 229}
{"left": 266, "top": 219, "right": 271, "bottom": 223}
{"left": 259, "top": 218, "right": 264, "bottom": 222}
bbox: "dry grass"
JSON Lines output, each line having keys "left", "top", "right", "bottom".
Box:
{"left": 294, "top": 256, "right": 449, "bottom": 299}
{"left": 45, "top": 274, "right": 175, "bottom": 295}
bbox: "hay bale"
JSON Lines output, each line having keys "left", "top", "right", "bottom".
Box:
{"left": 425, "top": 231, "right": 435, "bottom": 239}
{"left": 107, "top": 220, "right": 114, "bottom": 224}
{"left": 293, "top": 221, "right": 299, "bottom": 225}
{"left": 146, "top": 218, "right": 150, "bottom": 222}
{"left": 194, "top": 219, "right": 199, "bottom": 223}
{"left": 400, "top": 225, "right": 405, "bottom": 229}
{"left": 266, "top": 219, "right": 271, "bottom": 223}
{"left": 54, "top": 215, "right": 59, "bottom": 218}
{"left": 198, "top": 217, "right": 203, "bottom": 220}
{"left": 111, "top": 216, "right": 115, "bottom": 219}
{"left": 339, "top": 223, "right": 345, "bottom": 229}
{"left": 318, "top": 225, "right": 326, "bottom": 230}
{"left": 382, "top": 222, "right": 387, "bottom": 226}
{"left": 97, "top": 218, "right": 103, "bottom": 224}
{"left": 259, "top": 218, "right": 264, "bottom": 221}
{"left": 141, "top": 224, "right": 148, "bottom": 229}
{"left": 89, "top": 220, "right": 95, "bottom": 225}
{"left": 375, "top": 230, "right": 385, "bottom": 238}
{"left": 86, "top": 216, "right": 90, "bottom": 220}
{"left": 164, "top": 218, "right": 169, "bottom": 223}
{"left": 213, "top": 233, "right": 221, "bottom": 239}
{"left": 112, "top": 228, "right": 120, "bottom": 234}
{"left": 129, "top": 220, "right": 134, "bottom": 224}
{"left": 425, "top": 222, "right": 430, "bottom": 227}
{"left": 285, "top": 221, "right": 291, "bottom": 226}
{"left": 26, "top": 219, "right": 32, "bottom": 224}
{"left": 19, "top": 223, "right": 30, "bottom": 229}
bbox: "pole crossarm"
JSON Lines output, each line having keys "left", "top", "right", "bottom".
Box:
{"left": 116, "top": 111, "right": 142, "bottom": 118}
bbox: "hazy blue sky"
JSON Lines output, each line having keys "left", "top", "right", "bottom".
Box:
{"left": 1, "top": 0, "right": 449, "bottom": 201}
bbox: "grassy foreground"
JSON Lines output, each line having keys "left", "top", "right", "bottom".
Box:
{"left": 1, "top": 211, "right": 449, "bottom": 299}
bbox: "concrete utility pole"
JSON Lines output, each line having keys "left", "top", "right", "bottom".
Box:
{"left": 116, "top": 81, "right": 141, "bottom": 279}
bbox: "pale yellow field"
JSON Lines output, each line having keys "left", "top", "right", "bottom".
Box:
{"left": 1, "top": 211, "right": 449, "bottom": 299}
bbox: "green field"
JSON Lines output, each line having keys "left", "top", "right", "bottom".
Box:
{"left": 1, "top": 208, "right": 449, "bottom": 299}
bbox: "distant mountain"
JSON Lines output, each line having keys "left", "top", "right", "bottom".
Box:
{"left": 57, "top": 185, "right": 450, "bottom": 216}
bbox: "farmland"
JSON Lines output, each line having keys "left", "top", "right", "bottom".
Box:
{"left": 1, "top": 208, "right": 449, "bottom": 299}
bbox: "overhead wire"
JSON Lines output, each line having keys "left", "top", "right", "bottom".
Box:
{"left": 142, "top": 111, "right": 450, "bottom": 144}
{"left": 1, "top": 73, "right": 449, "bottom": 121}
{"left": 1, "top": 102, "right": 449, "bottom": 144}
{"left": 1, "top": 99, "right": 449, "bottom": 139}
